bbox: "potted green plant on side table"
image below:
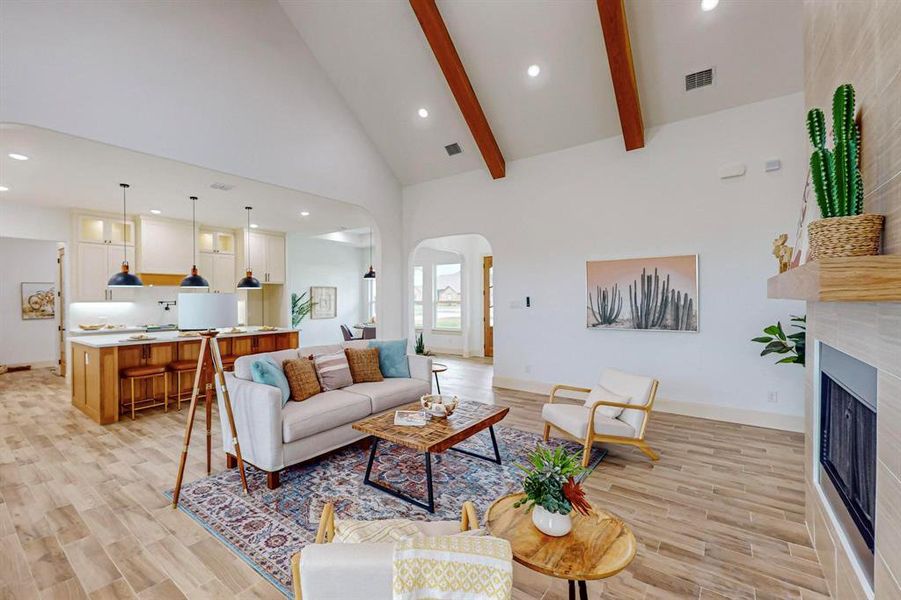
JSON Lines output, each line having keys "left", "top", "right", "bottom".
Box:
{"left": 514, "top": 446, "right": 592, "bottom": 536}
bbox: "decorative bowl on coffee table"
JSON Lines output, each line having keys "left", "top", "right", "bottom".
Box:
{"left": 420, "top": 394, "right": 459, "bottom": 418}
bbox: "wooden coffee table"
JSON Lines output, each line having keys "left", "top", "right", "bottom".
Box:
{"left": 486, "top": 493, "right": 637, "bottom": 600}
{"left": 352, "top": 401, "right": 509, "bottom": 513}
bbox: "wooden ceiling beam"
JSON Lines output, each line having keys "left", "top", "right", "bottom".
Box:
{"left": 597, "top": 0, "right": 645, "bottom": 151}
{"left": 409, "top": 0, "right": 505, "bottom": 179}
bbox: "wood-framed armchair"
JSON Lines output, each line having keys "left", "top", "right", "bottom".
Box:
{"left": 542, "top": 369, "right": 660, "bottom": 468}
{"left": 291, "top": 501, "right": 480, "bottom": 599}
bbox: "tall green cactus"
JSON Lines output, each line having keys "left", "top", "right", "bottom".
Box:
{"left": 629, "top": 268, "right": 670, "bottom": 329}
{"left": 807, "top": 84, "right": 864, "bottom": 218}
{"left": 588, "top": 284, "right": 622, "bottom": 326}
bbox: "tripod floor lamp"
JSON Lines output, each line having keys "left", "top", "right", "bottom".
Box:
{"left": 172, "top": 293, "right": 249, "bottom": 507}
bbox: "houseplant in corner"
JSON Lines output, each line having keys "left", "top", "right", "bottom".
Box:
{"left": 514, "top": 446, "right": 592, "bottom": 536}
{"left": 806, "top": 83, "right": 883, "bottom": 259}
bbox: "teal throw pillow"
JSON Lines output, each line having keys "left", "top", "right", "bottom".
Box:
{"left": 251, "top": 356, "right": 291, "bottom": 407}
{"left": 367, "top": 339, "right": 410, "bottom": 378}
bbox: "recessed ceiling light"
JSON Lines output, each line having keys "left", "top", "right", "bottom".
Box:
{"left": 250, "top": 223, "right": 259, "bottom": 229}
{"left": 701, "top": 0, "right": 719, "bottom": 11}
{"left": 8, "top": 153, "right": 29, "bottom": 161}
{"left": 417, "top": 108, "right": 429, "bottom": 119}
{"left": 300, "top": 211, "right": 310, "bottom": 217}
{"left": 0, "top": 186, "right": 8, "bottom": 192}
{"left": 527, "top": 64, "right": 541, "bottom": 78}
{"left": 150, "top": 209, "right": 161, "bottom": 215}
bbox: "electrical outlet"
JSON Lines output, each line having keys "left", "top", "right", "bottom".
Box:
{"left": 767, "top": 391, "right": 778, "bottom": 403}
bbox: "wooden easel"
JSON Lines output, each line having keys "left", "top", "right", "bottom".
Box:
{"left": 172, "top": 330, "right": 248, "bottom": 507}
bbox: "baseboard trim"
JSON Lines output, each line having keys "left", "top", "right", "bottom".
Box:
{"left": 492, "top": 375, "right": 804, "bottom": 432}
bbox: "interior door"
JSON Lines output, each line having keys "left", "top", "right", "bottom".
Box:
{"left": 483, "top": 256, "right": 494, "bottom": 358}
{"left": 58, "top": 246, "right": 66, "bottom": 376}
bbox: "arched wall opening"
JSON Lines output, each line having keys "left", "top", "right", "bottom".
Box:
{"left": 406, "top": 234, "right": 493, "bottom": 359}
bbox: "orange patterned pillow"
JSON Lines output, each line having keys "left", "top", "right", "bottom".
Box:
{"left": 282, "top": 357, "right": 321, "bottom": 401}
{"left": 345, "top": 347, "right": 384, "bottom": 383}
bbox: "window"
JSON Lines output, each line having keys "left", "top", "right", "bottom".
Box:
{"left": 413, "top": 266, "right": 423, "bottom": 329}
{"left": 433, "top": 263, "right": 462, "bottom": 331}
{"left": 367, "top": 279, "right": 377, "bottom": 321}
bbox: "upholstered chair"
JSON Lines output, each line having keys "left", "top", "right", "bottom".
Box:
{"left": 291, "top": 501, "right": 480, "bottom": 599}
{"left": 542, "top": 368, "right": 660, "bottom": 467}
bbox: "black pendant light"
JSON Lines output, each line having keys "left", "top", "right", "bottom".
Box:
{"left": 180, "top": 196, "right": 209, "bottom": 288}
{"left": 363, "top": 226, "right": 376, "bottom": 279}
{"left": 237, "top": 206, "right": 261, "bottom": 290}
{"left": 107, "top": 183, "right": 144, "bottom": 288}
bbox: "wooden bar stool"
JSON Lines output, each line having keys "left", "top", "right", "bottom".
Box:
{"left": 167, "top": 359, "right": 197, "bottom": 411}
{"left": 121, "top": 365, "right": 168, "bottom": 420}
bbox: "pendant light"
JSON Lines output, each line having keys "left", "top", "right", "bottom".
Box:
{"left": 107, "top": 183, "right": 144, "bottom": 287}
{"left": 180, "top": 196, "right": 209, "bottom": 288}
{"left": 363, "top": 226, "right": 376, "bottom": 279}
{"left": 237, "top": 206, "right": 261, "bottom": 290}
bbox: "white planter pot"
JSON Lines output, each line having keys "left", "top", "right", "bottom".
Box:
{"left": 531, "top": 505, "right": 572, "bottom": 537}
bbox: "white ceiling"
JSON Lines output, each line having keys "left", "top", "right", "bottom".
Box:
{"left": 281, "top": 0, "right": 802, "bottom": 185}
{"left": 0, "top": 124, "right": 372, "bottom": 235}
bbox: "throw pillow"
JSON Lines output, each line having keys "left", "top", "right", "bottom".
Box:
{"left": 334, "top": 518, "right": 422, "bottom": 544}
{"left": 250, "top": 356, "right": 291, "bottom": 407}
{"left": 584, "top": 385, "right": 631, "bottom": 418}
{"left": 311, "top": 350, "right": 354, "bottom": 391}
{"left": 345, "top": 347, "right": 384, "bottom": 383}
{"left": 282, "top": 357, "right": 321, "bottom": 402}
{"left": 367, "top": 339, "right": 410, "bottom": 378}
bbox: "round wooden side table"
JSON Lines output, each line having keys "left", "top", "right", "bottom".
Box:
{"left": 431, "top": 362, "right": 448, "bottom": 393}
{"left": 486, "top": 492, "right": 637, "bottom": 600}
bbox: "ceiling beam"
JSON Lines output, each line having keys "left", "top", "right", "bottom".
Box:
{"left": 597, "top": 0, "right": 645, "bottom": 151}
{"left": 409, "top": 0, "right": 505, "bottom": 179}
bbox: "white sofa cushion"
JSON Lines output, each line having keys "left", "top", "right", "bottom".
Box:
{"left": 584, "top": 385, "right": 631, "bottom": 418}
{"left": 541, "top": 403, "right": 636, "bottom": 439}
{"left": 300, "top": 543, "right": 392, "bottom": 600}
{"left": 599, "top": 368, "right": 655, "bottom": 431}
{"left": 345, "top": 378, "right": 431, "bottom": 413}
{"left": 283, "top": 390, "right": 371, "bottom": 443}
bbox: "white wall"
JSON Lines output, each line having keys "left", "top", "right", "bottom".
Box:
{"left": 0, "top": 237, "right": 60, "bottom": 366}
{"left": 412, "top": 235, "right": 491, "bottom": 356}
{"left": 0, "top": 0, "right": 404, "bottom": 339}
{"left": 404, "top": 93, "right": 807, "bottom": 429}
{"left": 285, "top": 236, "right": 367, "bottom": 347}
{"left": 0, "top": 200, "right": 71, "bottom": 242}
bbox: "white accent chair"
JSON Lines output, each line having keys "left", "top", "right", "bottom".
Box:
{"left": 290, "top": 501, "right": 480, "bottom": 600}
{"left": 542, "top": 368, "right": 660, "bottom": 467}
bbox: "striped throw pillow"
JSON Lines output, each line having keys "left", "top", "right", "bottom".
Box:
{"left": 311, "top": 350, "right": 353, "bottom": 391}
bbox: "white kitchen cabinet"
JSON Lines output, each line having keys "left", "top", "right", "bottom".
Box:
{"left": 78, "top": 215, "right": 135, "bottom": 246}
{"left": 198, "top": 251, "right": 236, "bottom": 293}
{"left": 198, "top": 229, "right": 235, "bottom": 255}
{"left": 138, "top": 217, "right": 193, "bottom": 274}
{"left": 76, "top": 241, "right": 136, "bottom": 301}
{"left": 244, "top": 231, "right": 286, "bottom": 284}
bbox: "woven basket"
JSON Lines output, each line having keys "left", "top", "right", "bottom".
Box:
{"left": 808, "top": 214, "right": 884, "bottom": 260}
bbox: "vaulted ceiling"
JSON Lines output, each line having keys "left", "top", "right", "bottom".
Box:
{"left": 280, "top": 0, "right": 802, "bottom": 185}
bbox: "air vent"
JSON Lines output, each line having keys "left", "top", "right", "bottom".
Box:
{"left": 209, "top": 182, "right": 235, "bottom": 191}
{"left": 444, "top": 143, "right": 462, "bottom": 156}
{"left": 685, "top": 68, "right": 714, "bottom": 91}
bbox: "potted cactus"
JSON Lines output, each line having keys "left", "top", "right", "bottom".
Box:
{"left": 806, "top": 83, "right": 883, "bottom": 259}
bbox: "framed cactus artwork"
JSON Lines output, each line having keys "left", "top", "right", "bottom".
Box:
{"left": 586, "top": 255, "right": 698, "bottom": 332}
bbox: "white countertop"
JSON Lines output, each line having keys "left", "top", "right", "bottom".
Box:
{"left": 69, "top": 328, "right": 289, "bottom": 348}
{"left": 68, "top": 326, "right": 146, "bottom": 336}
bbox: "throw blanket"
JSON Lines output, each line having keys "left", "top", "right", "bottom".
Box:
{"left": 393, "top": 535, "right": 513, "bottom": 600}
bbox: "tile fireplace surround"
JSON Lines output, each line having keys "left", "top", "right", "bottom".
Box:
{"left": 805, "top": 302, "right": 901, "bottom": 599}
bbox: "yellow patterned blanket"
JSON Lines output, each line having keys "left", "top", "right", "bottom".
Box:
{"left": 392, "top": 535, "right": 513, "bottom": 600}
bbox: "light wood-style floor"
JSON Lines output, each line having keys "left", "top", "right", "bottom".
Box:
{"left": 0, "top": 358, "right": 828, "bottom": 599}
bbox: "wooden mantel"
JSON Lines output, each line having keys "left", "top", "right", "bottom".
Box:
{"left": 767, "top": 255, "right": 901, "bottom": 302}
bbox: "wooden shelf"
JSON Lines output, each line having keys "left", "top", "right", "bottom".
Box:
{"left": 767, "top": 255, "right": 901, "bottom": 302}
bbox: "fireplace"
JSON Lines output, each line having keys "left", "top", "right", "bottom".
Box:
{"left": 818, "top": 343, "right": 877, "bottom": 582}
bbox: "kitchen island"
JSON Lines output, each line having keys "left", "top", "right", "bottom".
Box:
{"left": 70, "top": 328, "right": 298, "bottom": 424}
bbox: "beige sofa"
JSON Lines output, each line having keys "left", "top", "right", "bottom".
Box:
{"left": 217, "top": 340, "right": 432, "bottom": 488}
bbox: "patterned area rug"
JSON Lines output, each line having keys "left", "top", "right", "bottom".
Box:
{"left": 164, "top": 425, "right": 605, "bottom": 597}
